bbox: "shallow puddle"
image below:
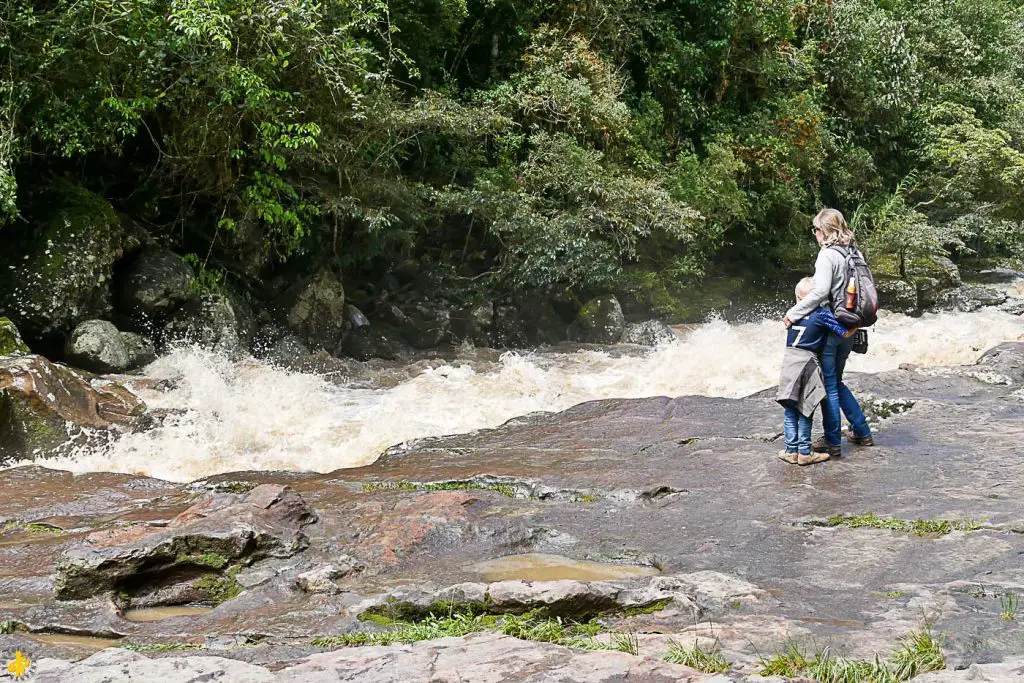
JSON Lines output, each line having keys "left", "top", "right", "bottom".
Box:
{"left": 28, "top": 633, "right": 122, "bottom": 650}
{"left": 122, "top": 606, "right": 214, "bottom": 622}
{"left": 469, "top": 553, "right": 659, "bottom": 582}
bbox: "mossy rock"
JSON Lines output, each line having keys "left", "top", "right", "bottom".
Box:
{"left": 0, "top": 187, "right": 123, "bottom": 341}
{"left": 0, "top": 391, "right": 68, "bottom": 464}
{"left": 573, "top": 296, "right": 626, "bottom": 344}
{"left": 0, "top": 318, "right": 29, "bottom": 356}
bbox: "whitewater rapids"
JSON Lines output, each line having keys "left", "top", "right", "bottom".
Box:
{"left": 39, "top": 308, "right": 1024, "bottom": 482}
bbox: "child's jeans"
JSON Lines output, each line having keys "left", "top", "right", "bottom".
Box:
{"left": 782, "top": 402, "right": 812, "bottom": 455}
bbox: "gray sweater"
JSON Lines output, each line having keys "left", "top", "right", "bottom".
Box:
{"left": 786, "top": 247, "right": 847, "bottom": 322}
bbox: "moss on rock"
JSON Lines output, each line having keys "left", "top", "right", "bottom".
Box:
{"left": 0, "top": 318, "right": 29, "bottom": 356}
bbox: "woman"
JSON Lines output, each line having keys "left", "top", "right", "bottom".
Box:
{"left": 783, "top": 208, "right": 873, "bottom": 457}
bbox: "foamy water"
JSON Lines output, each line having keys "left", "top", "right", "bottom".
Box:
{"left": 40, "top": 308, "right": 1024, "bottom": 482}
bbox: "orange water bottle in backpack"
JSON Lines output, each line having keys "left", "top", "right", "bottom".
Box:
{"left": 845, "top": 277, "right": 856, "bottom": 310}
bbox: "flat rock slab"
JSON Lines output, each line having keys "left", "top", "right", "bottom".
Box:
{"left": 55, "top": 484, "right": 317, "bottom": 599}
{"left": 29, "top": 634, "right": 724, "bottom": 682}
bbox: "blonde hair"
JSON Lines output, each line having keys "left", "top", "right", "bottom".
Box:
{"left": 795, "top": 276, "right": 815, "bottom": 300}
{"left": 813, "top": 208, "right": 855, "bottom": 247}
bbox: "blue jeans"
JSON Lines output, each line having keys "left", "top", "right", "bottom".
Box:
{"left": 819, "top": 334, "right": 871, "bottom": 446}
{"left": 782, "top": 403, "right": 812, "bottom": 454}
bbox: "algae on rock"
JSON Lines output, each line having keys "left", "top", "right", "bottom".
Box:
{"left": 0, "top": 317, "right": 29, "bottom": 356}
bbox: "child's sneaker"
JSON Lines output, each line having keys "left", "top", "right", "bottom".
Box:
{"left": 797, "top": 452, "right": 830, "bottom": 466}
{"left": 778, "top": 450, "right": 799, "bottom": 464}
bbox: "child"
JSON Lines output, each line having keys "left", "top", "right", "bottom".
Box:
{"left": 777, "top": 277, "right": 853, "bottom": 466}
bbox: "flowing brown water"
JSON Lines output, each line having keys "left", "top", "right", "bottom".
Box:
{"left": 29, "top": 308, "right": 1024, "bottom": 482}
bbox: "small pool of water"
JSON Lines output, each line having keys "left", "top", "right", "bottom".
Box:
{"left": 469, "top": 553, "right": 659, "bottom": 582}
{"left": 28, "top": 633, "right": 122, "bottom": 651}
{"left": 122, "top": 606, "right": 214, "bottom": 622}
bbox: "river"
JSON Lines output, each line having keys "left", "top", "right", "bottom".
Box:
{"left": 38, "top": 306, "right": 1024, "bottom": 482}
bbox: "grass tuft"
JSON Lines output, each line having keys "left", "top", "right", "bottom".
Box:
{"left": 664, "top": 638, "right": 730, "bottom": 673}
{"left": 362, "top": 480, "right": 521, "bottom": 498}
{"left": 825, "top": 513, "right": 983, "bottom": 537}
{"left": 757, "top": 628, "right": 945, "bottom": 682}
{"left": 313, "top": 610, "right": 638, "bottom": 654}
{"left": 1000, "top": 592, "right": 1018, "bottom": 621}
{"left": 0, "top": 521, "right": 65, "bottom": 535}
{"left": 119, "top": 642, "right": 203, "bottom": 652}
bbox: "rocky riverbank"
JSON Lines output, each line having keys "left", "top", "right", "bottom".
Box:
{"left": 2, "top": 342, "right": 1024, "bottom": 681}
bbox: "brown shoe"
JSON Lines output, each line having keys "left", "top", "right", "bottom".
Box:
{"left": 797, "top": 452, "right": 831, "bottom": 466}
{"left": 844, "top": 429, "right": 874, "bottom": 446}
{"left": 778, "top": 450, "right": 800, "bottom": 464}
{"left": 811, "top": 437, "right": 842, "bottom": 457}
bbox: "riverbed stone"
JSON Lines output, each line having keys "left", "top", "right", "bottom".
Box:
{"left": 163, "top": 294, "right": 248, "bottom": 358}
{"left": 403, "top": 301, "right": 452, "bottom": 349}
{"left": 934, "top": 284, "right": 1007, "bottom": 312}
{"left": 295, "top": 558, "right": 361, "bottom": 594}
{"left": 0, "top": 187, "right": 123, "bottom": 341}
{"left": 573, "top": 295, "right": 625, "bottom": 344}
{"left": 285, "top": 270, "right": 347, "bottom": 350}
{"left": 118, "top": 248, "right": 194, "bottom": 318}
{"left": 451, "top": 301, "right": 495, "bottom": 346}
{"left": 55, "top": 484, "right": 317, "bottom": 600}
{"left": 120, "top": 331, "right": 157, "bottom": 369}
{"left": 0, "top": 354, "right": 147, "bottom": 464}
{"left": 64, "top": 320, "right": 130, "bottom": 374}
{"left": 998, "top": 297, "right": 1024, "bottom": 315}
{"left": 338, "top": 325, "right": 398, "bottom": 361}
{"left": 621, "top": 320, "right": 677, "bottom": 346}
{"left": 343, "top": 304, "right": 370, "bottom": 331}
{"left": 875, "top": 278, "right": 919, "bottom": 314}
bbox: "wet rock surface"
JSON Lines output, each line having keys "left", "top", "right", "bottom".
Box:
{"left": 117, "top": 248, "right": 194, "bottom": 318}
{"left": 3, "top": 345, "right": 1024, "bottom": 680}
{"left": 163, "top": 294, "right": 250, "bottom": 358}
{"left": 64, "top": 320, "right": 130, "bottom": 374}
{"left": 0, "top": 354, "right": 148, "bottom": 464}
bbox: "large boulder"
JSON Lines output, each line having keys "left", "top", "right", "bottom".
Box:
{"left": 64, "top": 320, "right": 129, "bottom": 374}
{"left": 403, "top": 301, "right": 453, "bottom": 349}
{"left": 55, "top": 484, "right": 317, "bottom": 600}
{"left": 621, "top": 320, "right": 677, "bottom": 346}
{"left": 875, "top": 278, "right": 919, "bottom": 314}
{"left": 117, "top": 248, "right": 194, "bottom": 318}
{"left": 0, "top": 187, "right": 123, "bottom": 341}
{"left": 451, "top": 301, "right": 495, "bottom": 347}
{"left": 573, "top": 295, "right": 625, "bottom": 344}
{"left": 120, "top": 331, "right": 157, "bottom": 369}
{"left": 163, "top": 294, "right": 250, "bottom": 358}
{"left": 253, "top": 325, "right": 312, "bottom": 366}
{"left": 913, "top": 255, "right": 961, "bottom": 289}
{"left": 0, "top": 317, "right": 29, "bottom": 356}
{"left": 492, "top": 305, "right": 529, "bottom": 348}
{"left": 339, "top": 325, "right": 398, "bottom": 361}
{"left": 285, "top": 270, "right": 347, "bottom": 350}
{"left": 0, "top": 354, "right": 148, "bottom": 465}
{"left": 934, "top": 284, "right": 1007, "bottom": 312}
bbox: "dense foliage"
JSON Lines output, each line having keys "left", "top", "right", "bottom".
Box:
{"left": 2, "top": 0, "right": 1023, "bottom": 309}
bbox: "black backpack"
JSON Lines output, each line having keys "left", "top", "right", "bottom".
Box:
{"left": 830, "top": 245, "right": 878, "bottom": 328}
